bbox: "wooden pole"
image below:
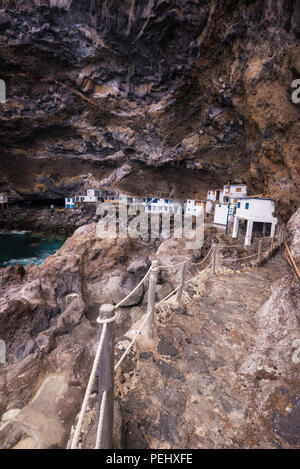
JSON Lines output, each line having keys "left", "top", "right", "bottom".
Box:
{"left": 176, "top": 260, "right": 188, "bottom": 304}
{"left": 145, "top": 260, "right": 158, "bottom": 340}
{"left": 257, "top": 239, "right": 262, "bottom": 263}
{"left": 97, "top": 303, "right": 115, "bottom": 449}
{"left": 270, "top": 238, "right": 274, "bottom": 251}
{"left": 211, "top": 244, "right": 217, "bottom": 275}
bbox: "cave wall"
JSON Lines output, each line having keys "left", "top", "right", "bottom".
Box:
{"left": 0, "top": 0, "right": 299, "bottom": 220}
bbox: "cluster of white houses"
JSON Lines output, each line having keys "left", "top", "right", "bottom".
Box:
{"left": 65, "top": 182, "right": 278, "bottom": 245}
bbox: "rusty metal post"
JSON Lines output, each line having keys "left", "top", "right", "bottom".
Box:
{"left": 145, "top": 260, "right": 158, "bottom": 340}
{"left": 97, "top": 303, "right": 115, "bottom": 449}
{"left": 176, "top": 260, "right": 188, "bottom": 304}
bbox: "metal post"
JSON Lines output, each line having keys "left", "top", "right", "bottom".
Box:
{"left": 97, "top": 304, "right": 115, "bottom": 449}
{"left": 176, "top": 260, "right": 188, "bottom": 304}
{"left": 257, "top": 239, "right": 262, "bottom": 263}
{"left": 145, "top": 260, "right": 158, "bottom": 340}
{"left": 211, "top": 244, "right": 217, "bottom": 275}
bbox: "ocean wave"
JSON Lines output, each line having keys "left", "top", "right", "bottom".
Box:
{"left": 0, "top": 230, "right": 31, "bottom": 235}
{"left": 1, "top": 257, "right": 41, "bottom": 266}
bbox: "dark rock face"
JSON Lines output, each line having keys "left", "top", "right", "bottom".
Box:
{"left": 0, "top": 1, "right": 299, "bottom": 219}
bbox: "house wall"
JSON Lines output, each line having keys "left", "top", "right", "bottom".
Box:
{"left": 207, "top": 190, "right": 217, "bottom": 201}
{"left": 213, "top": 204, "right": 232, "bottom": 225}
{"left": 146, "top": 199, "right": 183, "bottom": 214}
{"left": 185, "top": 200, "right": 205, "bottom": 216}
{"left": 235, "top": 198, "right": 277, "bottom": 223}
{"left": 65, "top": 197, "right": 75, "bottom": 208}
{"left": 206, "top": 200, "right": 212, "bottom": 214}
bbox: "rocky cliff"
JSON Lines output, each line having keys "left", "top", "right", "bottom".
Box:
{"left": 0, "top": 0, "right": 299, "bottom": 220}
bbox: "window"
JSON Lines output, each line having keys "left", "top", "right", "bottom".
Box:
{"left": 237, "top": 202, "right": 240, "bottom": 208}
{"left": 236, "top": 187, "right": 242, "bottom": 192}
{"left": 245, "top": 202, "right": 249, "bottom": 209}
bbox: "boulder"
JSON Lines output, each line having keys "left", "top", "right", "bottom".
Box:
{"left": 127, "top": 257, "right": 151, "bottom": 278}
{"left": 113, "top": 273, "right": 144, "bottom": 307}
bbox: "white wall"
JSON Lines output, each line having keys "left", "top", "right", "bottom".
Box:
{"left": 206, "top": 200, "right": 212, "bottom": 214}
{"left": 146, "top": 199, "right": 182, "bottom": 214}
{"left": 185, "top": 200, "right": 204, "bottom": 216}
{"left": 235, "top": 198, "right": 277, "bottom": 223}
{"left": 214, "top": 204, "right": 231, "bottom": 225}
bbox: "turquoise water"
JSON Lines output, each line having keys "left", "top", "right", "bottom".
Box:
{"left": 0, "top": 231, "right": 66, "bottom": 267}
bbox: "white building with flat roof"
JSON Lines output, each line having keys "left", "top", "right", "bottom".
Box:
{"left": 207, "top": 189, "right": 224, "bottom": 203}
{"left": 145, "top": 197, "right": 183, "bottom": 215}
{"left": 214, "top": 203, "right": 233, "bottom": 225}
{"left": 222, "top": 183, "right": 247, "bottom": 203}
{"left": 0, "top": 193, "right": 8, "bottom": 209}
{"left": 232, "top": 197, "right": 278, "bottom": 245}
{"left": 65, "top": 197, "right": 75, "bottom": 209}
{"left": 185, "top": 199, "right": 206, "bottom": 216}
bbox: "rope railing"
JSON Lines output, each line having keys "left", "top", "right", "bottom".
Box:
{"left": 69, "top": 233, "right": 280, "bottom": 449}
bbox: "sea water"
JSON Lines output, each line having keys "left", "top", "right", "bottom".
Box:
{"left": 0, "top": 231, "right": 66, "bottom": 267}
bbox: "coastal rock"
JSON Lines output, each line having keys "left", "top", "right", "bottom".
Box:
{"left": 127, "top": 257, "right": 151, "bottom": 278}
{"left": 113, "top": 273, "right": 145, "bottom": 307}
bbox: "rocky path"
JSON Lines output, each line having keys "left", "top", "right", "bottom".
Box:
{"left": 118, "top": 253, "right": 292, "bottom": 449}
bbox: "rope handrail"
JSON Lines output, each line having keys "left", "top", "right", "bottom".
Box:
{"left": 189, "top": 246, "right": 213, "bottom": 266}
{"left": 71, "top": 233, "right": 279, "bottom": 449}
{"left": 114, "top": 309, "right": 152, "bottom": 372}
{"left": 70, "top": 322, "right": 108, "bottom": 449}
{"left": 114, "top": 267, "right": 151, "bottom": 309}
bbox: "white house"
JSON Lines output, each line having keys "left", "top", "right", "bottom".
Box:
{"left": 232, "top": 197, "right": 278, "bottom": 245}
{"left": 213, "top": 203, "right": 234, "bottom": 225}
{"left": 185, "top": 199, "right": 206, "bottom": 216}
{"left": 207, "top": 189, "right": 224, "bottom": 203}
{"left": 66, "top": 189, "right": 111, "bottom": 208}
{"left": 205, "top": 200, "right": 213, "bottom": 214}
{"left": 119, "top": 195, "right": 147, "bottom": 206}
{"left": 82, "top": 189, "right": 107, "bottom": 202}
{"left": 65, "top": 197, "right": 75, "bottom": 209}
{"left": 0, "top": 193, "right": 8, "bottom": 209}
{"left": 145, "top": 197, "right": 183, "bottom": 215}
{"left": 222, "top": 183, "right": 247, "bottom": 203}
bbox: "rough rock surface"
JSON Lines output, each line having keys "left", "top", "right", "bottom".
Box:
{"left": 0, "top": 1, "right": 299, "bottom": 220}
{"left": 115, "top": 250, "right": 298, "bottom": 448}
{"left": 0, "top": 222, "right": 160, "bottom": 448}
{"left": 0, "top": 207, "right": 299, "bottom": 448}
